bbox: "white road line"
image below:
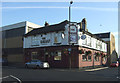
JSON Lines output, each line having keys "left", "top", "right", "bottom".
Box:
{"left": 85, "top": 67, "right": 108, "bottom": 71}
{"left": 10, "top": 75, "right": 22, "bottom": 83}
{"left": 0, "top": 76, "right": 9, "bottom": 79}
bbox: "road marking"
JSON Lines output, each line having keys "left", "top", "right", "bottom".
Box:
{"left": 0, "top": 75, "right": 22, "bottom": 83}
{"left": 85, "top": 67, "right": 108, "bottom": 71}
{"left": 0, "top": 76, "right": 9, "bottom": 79}
{"left": 10, "top": 75, "right": 22, "bottom": 83}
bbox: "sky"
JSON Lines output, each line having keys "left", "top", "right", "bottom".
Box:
{"left": 1, "top": 1, "right": 119, "bottom": 54}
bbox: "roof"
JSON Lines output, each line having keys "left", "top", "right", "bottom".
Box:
{"left": 94, "top": 32, "right": 110, "bottom": 38}
{"left": 25, "top": 20, "right": 69, "bottom": 37}
{"left": 1, "top": 21, "right": 41, "bottom": 31}
{"left": 24, "top": 20, "right": 106, "bottom": 43}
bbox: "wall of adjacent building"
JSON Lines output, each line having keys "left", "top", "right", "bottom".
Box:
{"left": 110, "top": 33, "right": 117, "bottom": 63}
{"left": 2, "top": 27, "right": 25, "bottom": 63}
{"left": 2, "top": 21, "right": 41, "bottom": 64}
{"left": 110, "top": 33, "right": 115, "bottom": 54}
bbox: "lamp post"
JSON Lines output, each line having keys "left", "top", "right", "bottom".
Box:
{"left": 93, "top": 54, "right": 95, "bottom": 69}
{"left": 69, "top": 1, "right": 73, "bottom": 26}
{"left": 69, "top": 1, "right": 73, "bottom": 69}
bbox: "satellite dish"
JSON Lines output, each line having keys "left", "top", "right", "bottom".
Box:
{"left": 81, "top": 34, "right": 86, "bottom": 40}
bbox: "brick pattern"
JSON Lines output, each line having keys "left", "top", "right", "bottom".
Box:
{"left": 24, "top": 45, "right": 107, "bottom": 68}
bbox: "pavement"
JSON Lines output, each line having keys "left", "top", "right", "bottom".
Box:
{"left": 2, "top": 64, "right": 109, "bottom": 72}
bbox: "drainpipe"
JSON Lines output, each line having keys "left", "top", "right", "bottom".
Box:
{"left": 93, "top": 52, "right": 95, "bottom": 69}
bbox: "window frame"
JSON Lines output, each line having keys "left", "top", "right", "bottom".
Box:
{"left": 88, "top": 55, "right": 92, "bottom": 61}
{"left": 82, "top": 54, "right": 87, "bottom": 61}
{"left": 53, "top": 51, "right": 62, "bottom": 61}
{"left": 94, "top": 55, "right": 99, "bottom": 62}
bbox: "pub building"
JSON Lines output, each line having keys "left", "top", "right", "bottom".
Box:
{"left": 23, "top": 18, "right": 107, "bottom": 68}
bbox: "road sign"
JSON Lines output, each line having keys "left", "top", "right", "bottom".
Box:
{"left": 68, "top": 48, "right": 71, "bottom": 52}
{"left": 81, "top": 34, "right": 86, "bottom": 40}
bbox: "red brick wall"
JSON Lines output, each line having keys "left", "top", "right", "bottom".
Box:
{"left": 24, "top": 45, "right": 107, "bottom": 68}
{"left": 78, "top": 47, "right": 107, "bottom": 68}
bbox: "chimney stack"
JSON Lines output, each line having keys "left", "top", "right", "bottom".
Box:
{"left": 45, "top": 21, "right": 49, "bottom": 26}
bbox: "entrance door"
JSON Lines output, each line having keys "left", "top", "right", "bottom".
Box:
{"left": 45, "top": 55, "right": 48, "bottom": 62}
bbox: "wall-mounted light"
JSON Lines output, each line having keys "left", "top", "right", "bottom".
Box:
{"left": 61, "top": 32, "right": 65, "bottom": 39}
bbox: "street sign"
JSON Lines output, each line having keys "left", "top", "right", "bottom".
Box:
{"left": 81, "top": 34, "right": 86, "bottom": 40}
{"left": 68, "top": 48, "right": 71, "bottom": 52}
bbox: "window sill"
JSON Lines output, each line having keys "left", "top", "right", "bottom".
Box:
{"left": 88, "top": 60, "right": 92, "bottom": 62}
{"left": 82, "top": 60, "right": 87, "bottom": 62}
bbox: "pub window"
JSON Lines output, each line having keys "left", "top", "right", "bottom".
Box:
{"left": 103, "top": 57, "right": 106, "bottom": 61}
{"left": 41, "top": 35, "right": 43, "bottom": 37}
{"left": 54, "top": 51, "right": 62, "bottom": 60}
{"left": 31, "top": 52, "right": 38, "bottom": 60}
{"left": 96, "top": 40, "right": 98, "bottom": 48}
{"left": 88, "top": 55, "right": 92, "bottom": 61}
{"left": 50, "top": 52, "right": 54, "bottom": 56}
{"left": 82, "top": 54, "right": 87, "bottom": 61}
{"left": 87, "top": 36, "right": 91, "bottom": 46}
{"left": 94, "top": 55, "right": 99, "bottom": 61}
{"left": 82, "top": 38, "right": 87, "bottom": 45}
{"left": 104, "top": 44, "right": 106, "bottom": 51}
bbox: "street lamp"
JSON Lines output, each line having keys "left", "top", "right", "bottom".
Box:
{"left": 69, "top": 1, "right": 73, "bottom": 24}
{"left": 69, "top": 0, "right": 73, "bottom": 45}
{"left": 69, "top": 1, "right": 73, "bottom": 69}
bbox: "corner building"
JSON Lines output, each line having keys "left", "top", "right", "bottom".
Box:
{"left": 24, "top": 19, "right": 107, "bottom": 68}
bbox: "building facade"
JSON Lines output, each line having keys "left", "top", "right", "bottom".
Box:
{"left": 1, "top": 21, "right": 41, "bottom": 64}
{"left": 94, "top": 32, "right": 118, "bottom": 66}
{"left": 24, "top": 19, "right": 107, "bottom": 68}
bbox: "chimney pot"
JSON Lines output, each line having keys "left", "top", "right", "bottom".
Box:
{"left": 45, "top": 21, "right": 49, "bottom": 26}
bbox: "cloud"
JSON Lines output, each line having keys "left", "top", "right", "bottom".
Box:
{"left": 2, "top": 6, "right": 118, "bottom": 12}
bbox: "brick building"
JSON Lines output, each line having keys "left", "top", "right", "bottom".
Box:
{"left": 24, "top": 19, "right": 107, "bottom": 68}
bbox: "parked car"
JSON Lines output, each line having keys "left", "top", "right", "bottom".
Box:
{"left": 110, "top": 61, "right": 119, "bottom": 67}
{"left": 25, "top": 60, "right": 50, "bottom": 69}
{"left": 0, "top": 58, "right": 8, "bottom": 66}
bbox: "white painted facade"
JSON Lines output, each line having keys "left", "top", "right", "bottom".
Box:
{"left": 24, "top": 23, "right": 107, "bottom": 52}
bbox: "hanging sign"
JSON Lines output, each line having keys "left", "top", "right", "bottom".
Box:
{"left": 70, "top": 34, "right": 77, "bottom": 43}
{"left": 81, "top": 34, "right": 86, "bottom": 40}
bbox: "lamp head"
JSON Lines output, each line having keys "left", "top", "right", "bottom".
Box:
{"left": 70, "top": 1, "right": 73, "bottom": 4}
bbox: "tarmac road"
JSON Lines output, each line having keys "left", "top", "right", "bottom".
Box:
{"left": 1, "top": 66, "right": 120, "bottom": 82}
